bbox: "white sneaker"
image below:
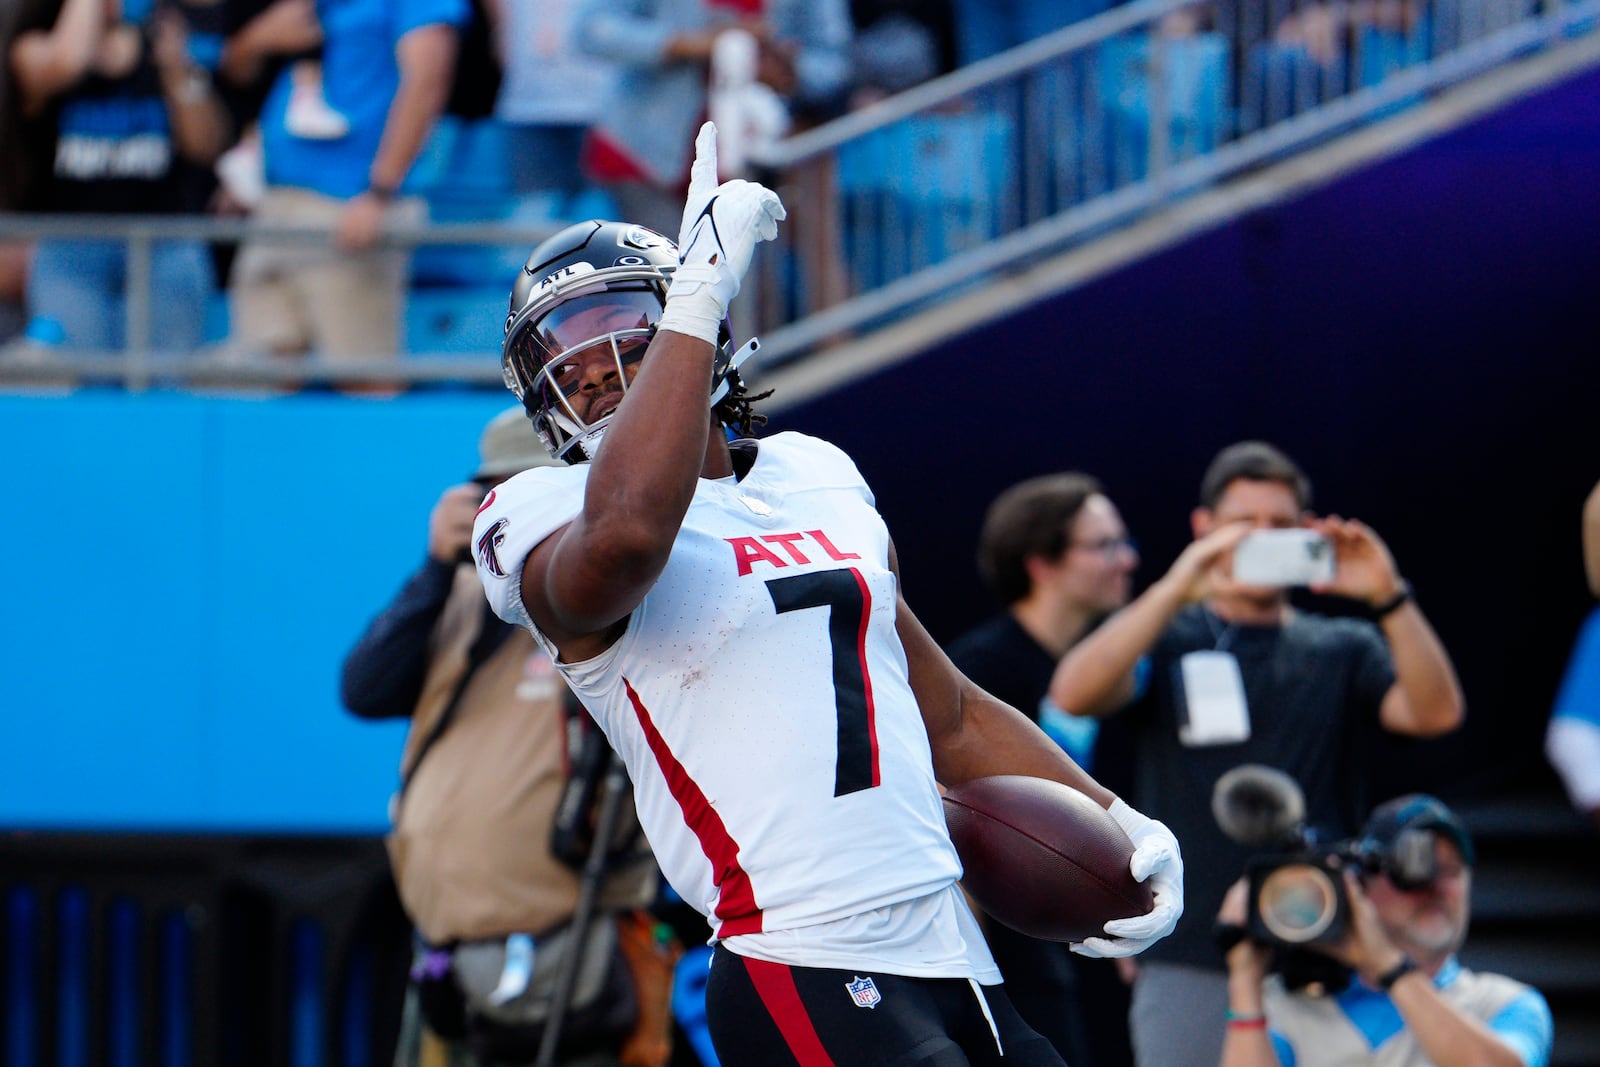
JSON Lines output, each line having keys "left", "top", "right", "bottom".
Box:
{"left": 285, "top": 85, "right": 350, "bottom": 140}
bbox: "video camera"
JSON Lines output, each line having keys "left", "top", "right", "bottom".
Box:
{"left": 1212, "top": 765, "right": 1442, "bottom": 948}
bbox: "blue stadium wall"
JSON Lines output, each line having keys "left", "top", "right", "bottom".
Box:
{"left": 0, "top": 391, "right": 513, "bottom": 832}
{"left": 767, "top": 62, "right": 1600, "bottom": 802}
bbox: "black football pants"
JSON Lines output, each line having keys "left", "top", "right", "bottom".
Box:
{"left": 706, "top": 947, "right": 1068, "bottom": 1066}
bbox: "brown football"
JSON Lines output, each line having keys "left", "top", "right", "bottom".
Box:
{"left": 943, "top": 775, "right": 1154, "bottom": 943}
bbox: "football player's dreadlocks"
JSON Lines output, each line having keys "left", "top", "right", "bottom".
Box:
{"left": 714, "top": 371, "right": 773, "bottom": 439}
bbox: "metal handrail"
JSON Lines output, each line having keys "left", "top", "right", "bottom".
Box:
{"left": 741, "top": 0, "right": 1600, "bottom": 370}
{"left": 751, "top": 0, "right": 1201, "bottom": 169}
{"left": 0, "top": 213, "right": 551, "bottom": 246}
{"left": 747, "top": 0, "right": 1600, "bottom": 369}
{"left": 0, "top": 212, "right": 553, "bottom": 390}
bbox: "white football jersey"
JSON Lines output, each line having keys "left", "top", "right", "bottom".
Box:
{"left": 475, "top": 432, "right": 988, "bottom": 976}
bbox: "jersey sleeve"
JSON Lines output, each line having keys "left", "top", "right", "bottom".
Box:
{"left": 1489, "top": 987, "right": 1554, "bottom": 1067}
{"left": 471, "top": 467, "right": 585, "bottom": 630}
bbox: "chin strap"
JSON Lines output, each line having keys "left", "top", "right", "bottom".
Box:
{"left": 709, "top": 337, "right": 760, "bottom": 405}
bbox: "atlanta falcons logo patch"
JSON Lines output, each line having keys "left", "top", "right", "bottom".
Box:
{"left": 476, "top": 517, "right": 510, "bottom": 577}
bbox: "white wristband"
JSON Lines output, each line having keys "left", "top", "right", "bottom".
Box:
{"left": 656, "top": 281, "right": 725, "bottom": 346}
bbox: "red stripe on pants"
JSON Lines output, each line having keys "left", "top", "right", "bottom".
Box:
{"left": 742, "top": 956, "right": 838, "bottom": 1066}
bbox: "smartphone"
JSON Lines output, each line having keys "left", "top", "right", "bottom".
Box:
{"left": 1232, "top": 529, "right": 1335, "bottom": 587}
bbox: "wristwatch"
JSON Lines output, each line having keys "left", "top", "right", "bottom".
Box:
{"left": 1372, "top": 581, "right": 1413, "bottom": 618}
{"left": 1376, "top": 956, "right": 1417, "bottom": 991}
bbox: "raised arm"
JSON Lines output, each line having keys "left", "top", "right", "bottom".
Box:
{"left": 518, "top": 124, "right": 784, "bottom": 657}
{"left": 1310, "top": 517, "right": 1464, "bottom": 738}
{"left": 1051, "top": 521, "right": 1252, "bottom": 717}
{"left": 520, "top": 324, "right": 727, "bottom": 650}
{"left": 151, "top": 10, "right": 231, "bottom": 164}
{"left": 217, "top": 0, "right": 323, "bottom": 90}
{"left": 336, "top": 21, "right": 458, "bottom": 252}
{"left": 8, "top": 0, "right": 109, "bottom": 114}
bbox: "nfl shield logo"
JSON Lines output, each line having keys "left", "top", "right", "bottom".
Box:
{"left": 845, "top": 975, "right": 881, "bottom": 1009}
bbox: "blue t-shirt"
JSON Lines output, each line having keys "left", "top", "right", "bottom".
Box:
{"left": 1552, "top": 605, "right": 1600, "bottom": 729}
{"left": 260, "top": 0, "right": 468, "bottom": 198}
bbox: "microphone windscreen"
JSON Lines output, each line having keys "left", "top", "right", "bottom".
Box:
{"left": 1212, "top": 764, "right": 1307, "bottom": 847}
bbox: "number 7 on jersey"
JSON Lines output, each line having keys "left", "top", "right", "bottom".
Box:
{"left": 765, "top": 569, "right": 882, "bottom": 796}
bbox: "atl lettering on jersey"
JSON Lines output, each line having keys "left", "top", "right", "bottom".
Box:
{"left": 725, "top": 529, "right": 861, "bottom": 577}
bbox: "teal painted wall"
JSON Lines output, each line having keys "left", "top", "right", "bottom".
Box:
{"left": 0, "top": 390, "right": 516, "bottom": 832}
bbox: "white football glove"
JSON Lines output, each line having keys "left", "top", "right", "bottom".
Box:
{"left": 1072, "top": 798, "right": 1185, "bottom": 959}
{"left": 655, "top": 121, "right": 786, "bottom": 346}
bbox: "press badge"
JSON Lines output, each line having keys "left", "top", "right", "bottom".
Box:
{"left": 1177, "top": 650, "right": 1251, "bottom": 746}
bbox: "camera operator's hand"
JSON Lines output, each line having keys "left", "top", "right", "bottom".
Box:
{"left": 1157, "top": 520, "right": 1255, "bottom": 604}
{"left": 1319, "top": 870, "right": 1409, "bottom": 985}
{"left": 1073, "top": 799, "right": 1184, "bottom": 958}
{"left": 1306, "top": 516, "right": 1405, "bottom": 608}
{"left": 656, "top": 121, "right": 786, "bottom": 347}
{"left": 1217, "top": 878, "right": 1271, "bottom": 988}
{"left": 428, "top": 483, "right": 488, "bottom": 564}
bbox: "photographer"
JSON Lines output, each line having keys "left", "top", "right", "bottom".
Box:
{"left": 1048, "top": 440, "right": 1465, "bottom": 1067}
{"left": 342, "top": 407, "right": 670, "bottom": 1066}
{"left": 1216, "top": 795, "right": 1552, "bottom": 1067}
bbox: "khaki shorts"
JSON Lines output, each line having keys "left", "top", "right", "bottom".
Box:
{"left": 229, "top": 187, "right": 424, "bottom": 361}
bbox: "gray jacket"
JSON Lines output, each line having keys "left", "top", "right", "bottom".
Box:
{"left": 575, "top": 0, "right": 852, "bottom": 186}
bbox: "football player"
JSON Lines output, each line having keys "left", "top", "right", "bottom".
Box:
{"left": 473, "top": 122, "right": 1184, "bottom": 1067}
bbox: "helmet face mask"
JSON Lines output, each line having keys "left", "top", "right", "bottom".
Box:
{"left": 502, "top": 220, "right": 738, "bottom": 463}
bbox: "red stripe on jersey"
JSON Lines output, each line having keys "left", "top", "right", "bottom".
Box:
{"left": 849, "top": 567, "right": 882, "bottom": 789}
{"left": 623, "top": 677, "right": 763, "bottom": 936}
{"left": 742, "top": 956, "right": 837, "bottom": 1066}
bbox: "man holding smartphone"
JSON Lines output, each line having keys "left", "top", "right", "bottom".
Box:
{"left": 1047, "top": 440, "right": 1464, "bottom": 1067}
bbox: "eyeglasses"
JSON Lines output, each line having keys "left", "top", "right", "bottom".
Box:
{"left": 1069, "top": 536, "right": 1139, "bottom": 556}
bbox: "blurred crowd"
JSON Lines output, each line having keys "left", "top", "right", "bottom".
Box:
{"left": 0, "top": 0, "right": 963, "bottom": 364}
{"left": 0, "top": 0, "right": 1494, "bottom": 369}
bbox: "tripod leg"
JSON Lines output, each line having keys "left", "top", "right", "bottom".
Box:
{"left": 534, "top": 751, "right": 632, "bottom": 1067}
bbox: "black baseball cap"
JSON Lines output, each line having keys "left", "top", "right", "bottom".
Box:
{"left": 1362, "top": 794, "right": 1476, "bottom": 867}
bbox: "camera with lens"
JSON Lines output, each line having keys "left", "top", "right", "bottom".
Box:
{"left": 1215, "top": 765, "right": 1442, "bottom": 949}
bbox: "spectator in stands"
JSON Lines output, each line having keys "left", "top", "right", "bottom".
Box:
{"left": 495, "top": 0, "right": 619, "bottom": 222}
{"left": 951, "top": 0, "right": 1109, "bottom": 65}
{"left": 1049, "top": 440, "right": 1465, "bottom": 1067}
{"left": 0, "top": 245, "right": 25, "bottom": 348}
{"left": 341, "top": 406, "right": 672, "bottom": 1066}
{"left": 847, "top": 0, "right": 954, "bottom": 109}
{"left": 572, "top": 0, "right": 853, "bottom": 238}
{"left": 0, "top": 0, "right": 56, "bottom": 210}
{"left": 1543, "top": 475, "right": 1600, "bottom": 833}
{"left": 210, "top": 0, "right": 315, "bottom": 215}
{"left": 1216, "top": 793, "right": 1553, "bottom": 1067}
{"left": 5, "top": 0, "right": 231, "bottom": 354}
{"left": 220, "top": 0, "right": 465, "bottom": 365}
{"left": 946, "top": 471, "right": 1140, "bottom": 1067}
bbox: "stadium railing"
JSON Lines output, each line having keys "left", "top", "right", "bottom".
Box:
{"left": 744, "top": 0, "right": 1599, "bottom": 370}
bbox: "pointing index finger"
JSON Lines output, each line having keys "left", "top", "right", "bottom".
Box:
{"left": 688, "top": 121, "right": 719, "bottom": 201}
